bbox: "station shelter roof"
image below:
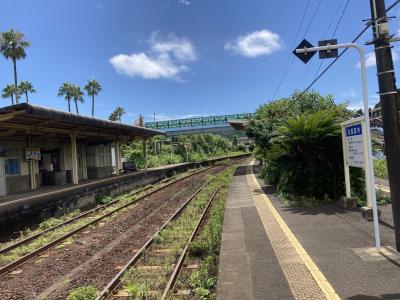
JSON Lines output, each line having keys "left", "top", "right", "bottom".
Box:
{"left": 0, "top": 103, "right": 164, "bottom": 142}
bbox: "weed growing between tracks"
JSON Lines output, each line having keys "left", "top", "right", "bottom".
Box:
{"left": 119, "top": 165, "right": 236, "bottom": 299}
{"left": 0, "top": 170, "right": 200, "bottom": 266}
{"left": 67, "top": 285, "right": 98, "bottom": 300}
{"left": 174, "top": 175, "right": 229, "bottom": 300}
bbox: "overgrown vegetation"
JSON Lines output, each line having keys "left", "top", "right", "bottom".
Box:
{"left": 95, "top": 191, "right": 112, "bottom": 204}
{"left": 121, "top": 165, "right": 234, "bottom": 299}
{"left": 66, "top": 285, "right": 98, "bottom": 300}
{"left": 0, "top": 172, "right": 195, "bottom": 265}
{"left": 186, "top": 187, "right": 227, "bottom": 299}
{"left": 247, "top": 91, "right": 364, "bottom": 204}
{"left": 374, "top": 159, "right": 388, "bottom": 179}
{"left": 122, "top": 133, "right": 246, "bottom": 169}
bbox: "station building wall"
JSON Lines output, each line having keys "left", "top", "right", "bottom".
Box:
{"left": 0, "top": 139, "right": 115, "bottom": 195}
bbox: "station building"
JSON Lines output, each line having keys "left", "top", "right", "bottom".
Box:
{"left": 0, "top": 103, "right": 162, "bottom": 196}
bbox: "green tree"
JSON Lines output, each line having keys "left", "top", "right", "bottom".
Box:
{"left": 0, "top": 29, "right": 31, "bottom": 104}
{"left": 72, "top": 85, "right": 84, "bottom": 114}
{"left": 109, "top": 106, "right": 125, "bottom": 122}
{"left": 269, "top": 111, "right": 343, "bottom": 199}
{"left": 84, "top": 79, "right": 102, "bottom": 117}
{"left": 58, "top": 82, "right": 74, "bottom": 112}
{"left": 247, "top": 91, "right": 358, "bottom": 202}
{"left": 232, "top": 133, "right": 238, "bottom": 150}
{"left": 2, "top": 84, "right": 17, "bottom": 105}
{"left": 18, "top": 80, "right": 36, "bottom": 103}
{"left": 247, "top": 91, "right": 350, "bottom": 162}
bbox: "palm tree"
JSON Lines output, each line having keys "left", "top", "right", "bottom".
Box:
{"left": 18, "top": 80, "right": 36, "bottom": 103}
{"left": 58, "top": 82, "right": 74, "bottom": 112}
{"left": 0, "top": 29, "right": 31, "bottom": 104}
{"left": 72, "top": 85, "right": 84, "bottom": 114}
{"left": 2, "top": 84, "right": 17, "bottom": 105}
{"left": 84, "top": 79, "right": 102, "bottom": 117}
{"left": 109, "top": 106, "right": 125, "bottom": 122}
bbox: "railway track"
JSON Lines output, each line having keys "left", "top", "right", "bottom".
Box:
{"left": 97, "top": 185, "right": 221, "bottom": 300}
{"left": 0, "top": 160, "right": 238, "bottom": 299}
{"left": 0, "top": 166, "right": 208, "bottom": 259}
{"left": 0, "top": 173, "right": 176, "bottom": 254}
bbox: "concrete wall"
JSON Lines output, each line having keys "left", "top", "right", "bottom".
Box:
{"left": 87, "top": 166, "right": 114, "bottom": 179}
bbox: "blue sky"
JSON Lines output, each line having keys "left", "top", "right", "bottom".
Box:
{"left": 0, "top": 0, "right": 399, "bottom": 123}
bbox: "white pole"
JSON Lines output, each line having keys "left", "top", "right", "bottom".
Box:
{"left": 357, "top": 45, "right": 381, "bottom": 251}
{"left": 341, "top": 126, "right": 351, "bottom": 198}
{"left": 297, "top": 43, "right": 381, "bottom": 251}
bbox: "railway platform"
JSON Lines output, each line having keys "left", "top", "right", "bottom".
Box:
{"left": 217, "top": 160, "right": 400, "bottom": 300}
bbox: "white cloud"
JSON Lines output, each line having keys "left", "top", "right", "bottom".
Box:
{"left": 150, "top": 33, "right": 196, "bottom": 62}
{"left": 109, "top": 32, "right": 196, "bottom": 81}
{"left": 347, "top": 101, "right": 364, "bottom": 111}
{"left": 224, "top": 29, "right": 282, "bottom": 58}
{"left": 356, "top": 48, "right": 399, "bottom": 68}
{"left": 110, "top": 53, "right": 186, "bottom": 80}
{"left": 178, "top": 0, "right": 191, "bottom": 5}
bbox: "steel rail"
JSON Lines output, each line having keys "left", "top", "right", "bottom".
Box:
{"left": 96, "top": 184, "right": 222, "bottom": 299}
{"left": 160, "top": 187, "right": 221, "bottom": 299}
{"left": 0, "top": 166, "right": 206, "bottom": 255}
{"left": 0, "top": 165, "right": 217, "bottom": 277}
{"left": 0, "top": 175, "right": 176, "bottom": 255}
{"left": 0, "top": 153, "right": 248, "bottom": 254}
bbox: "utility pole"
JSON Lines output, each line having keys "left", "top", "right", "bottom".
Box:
{"left": 369, "top": 0, "right": 400, "bottom": 251}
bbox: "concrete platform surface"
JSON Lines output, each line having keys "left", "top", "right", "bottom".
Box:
{"left": 217, "top": 160, "right": 400, "bottom": 300}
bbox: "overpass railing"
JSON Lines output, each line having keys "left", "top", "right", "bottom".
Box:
{"left": 145, "top": 113, "right": 255, "bottom": 130}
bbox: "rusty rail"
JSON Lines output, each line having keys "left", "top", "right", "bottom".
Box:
{"left": 0, "top": 165, "right": 215, "bottom": 276}
{"left": 160, "top": 187, "right": 221, "bottom": 299}
{"left": 95, "top": 184, "right": 220, "bottom": 300}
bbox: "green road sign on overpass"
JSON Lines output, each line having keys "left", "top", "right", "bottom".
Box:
{"left": 145, "top": 113, "right": 255, "bottom": 130}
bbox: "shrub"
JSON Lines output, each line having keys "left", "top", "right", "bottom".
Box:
{"left": 95, "top": 192, "right": 112, "bottom": 204}
{"left": 374, "top": 159, "right": 388, "bottom": 179}
{"left": 247, "top": 91, "right": 361, "bottom": 202}
{"left": 237, "top": 144, "right": 247, "bottom": 152}
{"left": 268, "top": 110, "right": 345, "bottom": 199}
{"left": 67, "top": 286, "right": 98, "bottom": 300}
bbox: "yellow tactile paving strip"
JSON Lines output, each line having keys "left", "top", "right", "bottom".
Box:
{"left": 246, "top": 160, "right": 340, "bottom": 300}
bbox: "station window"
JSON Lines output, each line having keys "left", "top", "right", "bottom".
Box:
{"left": 4, "top": 148, "right": 20, "bottom": 176}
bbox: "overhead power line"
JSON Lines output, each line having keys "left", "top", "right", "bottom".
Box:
{"left": 302, "top": 0, "right": 323, "bottom": 38}
{"left": 331, "top": 0, "right": 350, "bottom": 37}
{"left": 271, "top": 0, "right": 311, "bottom": 100}
{"left": 312, "top": 0, "right": 350, "bottom": 80}
{"left": 296, "top": 0, "right": 348, "bottom": 90}
{"left": 292, "top": 0, "right": 400, "bottom": 103}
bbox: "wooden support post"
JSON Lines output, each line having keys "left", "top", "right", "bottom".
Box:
{"left": 143, "top": 139, "right": 148, "bottom": 170}
{"left": 81, "top": 145, "right": 88, "bottom": 180}
{"left": 27, "top": 136, "right": 36, "bottom": 190}
{"left": 60, "top": 144, "right": 66, "bottom": 171}
{"left": 70, "top": 133, "right": 79, "bottom": 185}
{"left": 115, "top": 139, "right": 122, "bottom": 174}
